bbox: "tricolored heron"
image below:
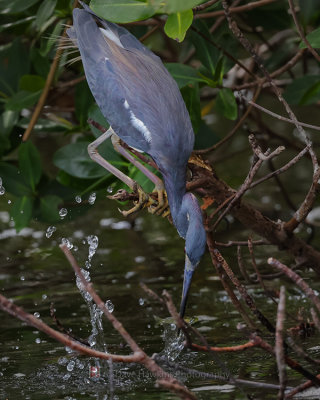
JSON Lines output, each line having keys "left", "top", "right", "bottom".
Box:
{"left": 67, "top": 2, "right": 206, "bottom": 318}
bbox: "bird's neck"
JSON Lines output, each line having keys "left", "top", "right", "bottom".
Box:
{"left": 162, "top": 169, "right": 187, "bottom": 230}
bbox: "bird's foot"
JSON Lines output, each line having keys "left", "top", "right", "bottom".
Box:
{"left": 147, "top": 188, "right": 169, "bottom": 216}
{"left": 121, "top": 183, "right": 150, "bottom": 217}
{"left": 108, "top": 184, "right": 149, "bottom": 217}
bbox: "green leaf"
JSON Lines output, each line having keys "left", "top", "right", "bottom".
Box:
{"left": 181, "top": 85, "right": 201, "bottom": 132}
{"left": 283, "top": 75, "right": 320, "bottom": 105}
{"left": 0, "top": 16, "right": 35, "bottom": 33}
{"left": 0, "top": 162, "right": 33, "bottom": 196}
{"left": 53, "top": 141, "right": 124, "bottom": 179}
{"left": 191, "top": 21, "right": 220, "bottom": 77}
{"left": 164, "top": 9, "right": 193, "bottom": 42}
{"left": 19, "top": 74, "right": 46, "bottom": 92}
{"left": 10, "top": 196, "right": 33, "bottom": 232}
{"left": 39, "top": 20, "right": 63, "bottom": 56}
{"left": 30, "top": 48, "right": 51, "bottom": 78}
{"left": 18, "top": 141, "right": 42, "bottom": 192}
{"left": 0, "top": 38, "right": 30, "bottom": 95}
{"left": 35, "top": 0, "right": 57, "bottom": 30}
{"left": 165, "top": 63, "right": 206, "bottom": 88}
{"left": 159, "top": 0, "right": 202, "bottom": 13}
{"left": 0, "top": 110, "right": 19, "bottom": 136}
{"left": 0, "top": 0, "right": 40, "bottom": 14}
{"left": 215, "top": 88, "right": 238, "bottom": 120}
{"left": 40, "top": 195, "right": 62, "bottom": 223}
{"left": 75, "top": 81, "right": 95, "bottom": 127}
{"left": 90, "top": 0, "right": 156, "bottom": 23}
{"left": 300, "top": 27, "right": 320, "bottom": 49}
{"left": 5, "top": 90, "right": 41, "bottom": 111}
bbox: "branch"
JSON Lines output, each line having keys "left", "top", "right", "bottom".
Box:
{"left": 0, "top": 293, "right": 142, "bottom": 363}
{"left": 287, "top": 0, "right": 320, "bottom": 63}
{"left": 275, "top": 286, "right": 287, "bottom": 399}
{"left": 268, "top": 258, "right": 320, "bottom": 314}
{"left": 194, "top": 0, "right": 279, "bottom": 19}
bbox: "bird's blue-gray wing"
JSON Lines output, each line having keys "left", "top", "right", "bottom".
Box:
{"left": 77, "top": 1, "right": 161, "bottom": 63}
{"left": 69, "top": 7, "right": 194, "bottom": 168}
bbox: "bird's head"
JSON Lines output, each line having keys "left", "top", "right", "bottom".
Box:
{"left": 178, "top": 193, "right": 206, "bottom": 319}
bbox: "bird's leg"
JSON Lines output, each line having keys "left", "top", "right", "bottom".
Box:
{"left": 111, "top": 134, "right": 169, "bottom": 216}
{"left": 87, "top": 127, "right": 149, "bottom": 216}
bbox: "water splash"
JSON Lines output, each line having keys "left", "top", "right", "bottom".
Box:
{"left": 105, "top": 300, "right": 114, "bottom": 313}
{"left": 86, "top": 235, "right": 98, "bottom": 268}
{"left": 107, "top": 186, "right": 113, "bottom": 194}
{"left": 61, "top": 238, "right": 73, "bottom": 250}
{"left": 74, "top": 235, "right": 107, "bottom": 352}
{"left": 45, "top": 226, "right": 56, "bottom": 238}
{"left": 75, "top": 195, "right": 82, "bottom": 203}
{"left": 160, "top": 318, "right": 185, "bottom": 361}
{"left": 88, "top": 192, "right": 96, "bottom": 205}
{"left": 59, "top": 208, "right": 68, "bottom": 219}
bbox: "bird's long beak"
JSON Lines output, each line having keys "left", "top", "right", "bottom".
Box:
{"left": 179, "top": 255, "right": 195, "bottom": 319}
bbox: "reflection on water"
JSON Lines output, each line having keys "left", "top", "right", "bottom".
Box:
{"left": 1, "top": 193, "right": 320, "bottom": 400}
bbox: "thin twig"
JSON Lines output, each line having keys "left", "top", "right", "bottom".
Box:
{"left": 190, "top": 341, "right": 257, "bottom": 352}
{"left": 193, "top": 0, "right": 220, "bottom": 12}
{"left": 207, "top": 233, "right": 257, "bottom": 330}
{"left": 195, "top": 85, "right": 262, "bottom": 154}
{"left": 287, "top": 0, "right": 320, "bottom": 63}
{"left": 275, "top": 286, "right": 287, "bottom": 399}
{"left": 246, "top": 100, "right": 320, "bottom": 132}
{"left": 194, "top": 0, "right": 279, "bottom": 19}
{"left": 268, "top": 258, "right": 320, "bottom": 314}
{"left": 250, "top": 146, "right": 309, "bottom": 189}
{"left": 0, "top": 293, "right": 142, "bottom": 363}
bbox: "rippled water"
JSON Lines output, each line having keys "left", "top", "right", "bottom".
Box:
{"left": 1, "top": 184, "right": 320, "bottom": 399}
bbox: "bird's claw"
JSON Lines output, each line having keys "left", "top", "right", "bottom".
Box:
{"left": 120, "top": 183, "right": 149, "bottom": 217}
{"left": 147, "top": 189, "right": 170, "bottom": 217}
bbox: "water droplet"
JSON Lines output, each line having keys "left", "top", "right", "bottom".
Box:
{"left": 0, "top": 186, "right": 5, "bottom": 195}
{"left": 75, "top": 195, "right": 82, "bottom": 203}
{"left": 20, "top": 210, "right": 24, "bottom": 214}
{"left": 34, "top": 312, "right": 40, "bottom": 318}
{"left": 107, "top": 186, "right": 113, "bottom": 194}
{"left": 139, "top": 298, "right": 145, "bottom": 306}
{"left": 105, "top": 300, "right": 114, "bottom": 313}
{"left": 20, "top": 276, "right": 25, "bottom": 281}
{"left": 8, "top": 200, "right": 11, "bottom": 204}
{"left": 61, "top": 238, "right": 73, "bottom": 250}
{"left": 59, "top": 208, "right": 68, "bottom": 218}
{"left": 63, "top": 373, "right": 71, "bottom": 381}
{"left": 58, "top": 357, "right": 68, "bottom": 365}
{"left": 67, "top": 360, "right": 75, "bottom": 372}
{"left": 88, "top": 192, "right": 96, "bottom": 205}
{"left": 42, "top": 294, "right": 47, "bottom": 300}
{"left": 87, "top": 235, "right": 98, "bottom": 262}
{"left": 45, "top": 226, "right": 56, "bottom": 238}
{"left": 170, "top": 323, "right": 176, "bottom": 331}
{"left": 35, "top": 338, "right": 41, "bottom": 344}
